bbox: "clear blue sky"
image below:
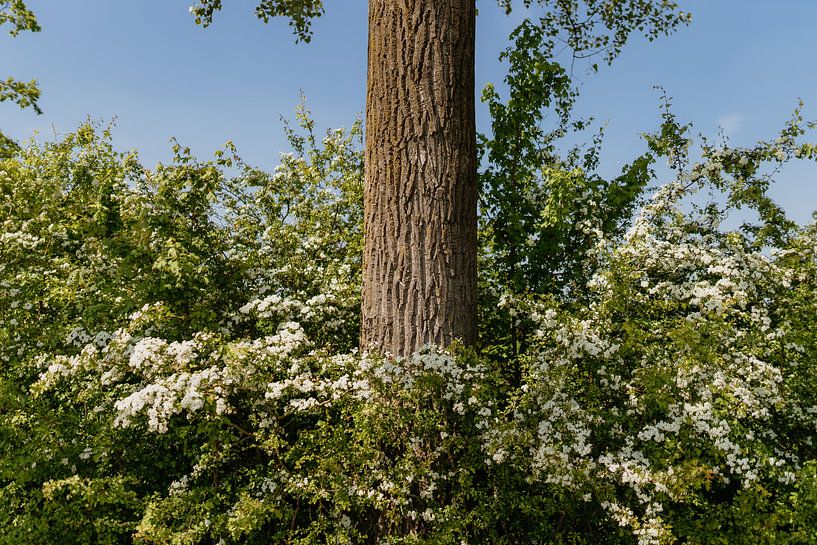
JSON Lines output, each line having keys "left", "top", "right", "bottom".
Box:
{"left": 2, "top": 1, "right": 816, "bottom": 223}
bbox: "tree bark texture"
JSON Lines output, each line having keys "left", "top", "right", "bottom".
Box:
{"left": 362, "top": 0, "right": 478, "bottom": 356}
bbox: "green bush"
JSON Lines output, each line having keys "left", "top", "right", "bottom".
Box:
{"left": 1, "top": 106, "right": 816, "bottom": 544}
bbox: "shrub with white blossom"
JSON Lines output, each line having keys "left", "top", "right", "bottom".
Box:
{"left": 1, "top": 104, "right": 816, "bottom": 544}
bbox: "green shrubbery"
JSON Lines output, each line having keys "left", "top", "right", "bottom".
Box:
{"left": 1, "top": 104, "right": 816, "bottom": 544}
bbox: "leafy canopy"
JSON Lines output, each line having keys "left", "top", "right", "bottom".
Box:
{"left": 188, "top": 0, "right": 690, "bottom": 59}
{"left": 190, "top": 0, "right": 324, "bottom": 42}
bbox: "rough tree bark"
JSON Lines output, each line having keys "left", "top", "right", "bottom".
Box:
{"left": 361, "top": 0, "right": 478, "bottom": 356}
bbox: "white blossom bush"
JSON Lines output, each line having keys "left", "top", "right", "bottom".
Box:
{"left": 495, "top": 108, "right": 817, "bottom": 544}
{"left": 1, "top": 105, "right": 817, "bottom": 544}
{"left": 25, "top": 299, "right": 531, "bottom": 544}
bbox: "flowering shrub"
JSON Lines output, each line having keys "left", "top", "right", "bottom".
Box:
{"left": 495, "top": 108, "right": 817, "bottom": 544}
{"left": 1, "top": 105, "right": 816, "bottom": 544}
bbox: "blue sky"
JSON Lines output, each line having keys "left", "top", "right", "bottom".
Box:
{"left": 2, "top": 0, "right": 816, "bottom": 223}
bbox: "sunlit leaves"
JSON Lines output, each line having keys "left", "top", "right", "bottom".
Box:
{"left": 499, "top": 0, "right": 691, "bottom": 68}
{"left": 0, "top": 0, "right": 39, "bottom": 36}
{"left": 189, "top": 0, "right": 324, "bottom": 42}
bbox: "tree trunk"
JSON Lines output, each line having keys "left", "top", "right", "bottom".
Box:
{"left": 362, "top": 0, "right": 477, "bottom": 356}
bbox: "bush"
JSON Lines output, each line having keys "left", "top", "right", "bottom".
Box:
{"left": 1, "top": 106, "right": 816, "bottom": 544}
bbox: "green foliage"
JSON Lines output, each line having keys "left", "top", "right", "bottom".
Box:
{"left": 187, "top": 0, "right": 689, "bottom": 57}
{"left": 2, "top": 100, "right": 817, "bottom": 544}
{"left": 477, "top": 16, "right": 658, "bottom": 363}
{"left": 495, "top": 107, "right": 817, "bottom": 544}
{"left": 498, "top": 0, "right": 691, "bottom": 70}
{"left": 190, "top": 0, "right": 324, "bottom": 42}
{"left": 0, "top": 110, "right": 364, "bottom": 544}
{"left": 1, "top": 0, "right": 42, "bottom": 155}
{"left": 0, "top": 76, "right": 40, "bottom": 113}
{"left": 0, "top": 0, "right": 39, "bottom": 35}
{"left": 0, "top": 132, "right": 19, "bottom": 159}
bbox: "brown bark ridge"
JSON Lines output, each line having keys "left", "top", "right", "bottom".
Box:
{"left": 362, "top": 0, "right": 478, "bottom": 356}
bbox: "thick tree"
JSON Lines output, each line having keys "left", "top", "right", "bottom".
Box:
{"left": 361, "top": 0, "right": 478, "bottom": 354}
{"left": 191, "top": 0, "right": 690, "bottom": 356}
